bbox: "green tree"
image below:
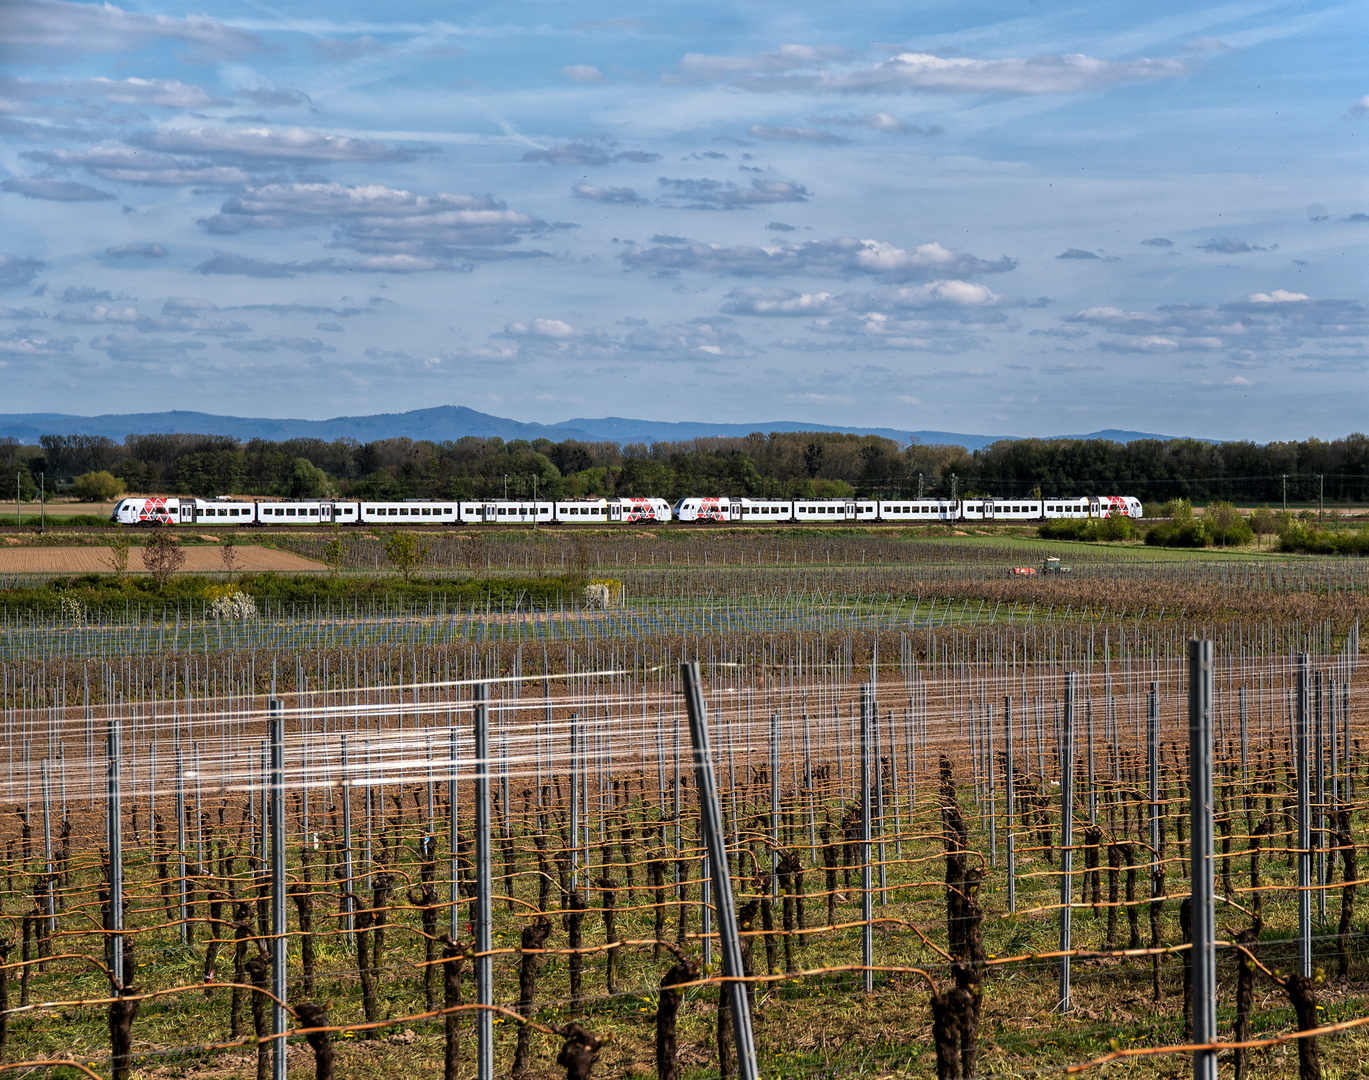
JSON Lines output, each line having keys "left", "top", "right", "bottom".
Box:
{"left": 384, "top": 531, "right": 429, "bottom": 582}
{"left": 289, "top": 457, "right": 329, "bottom": 498}
{"left": 1249, "top": 506, "right": 1276, "bottom": 549}
{"left": 72, "top": 470, "right": 125, "bottom": 502}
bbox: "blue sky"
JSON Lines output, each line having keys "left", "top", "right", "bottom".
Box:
{"left": 1, "top": 0, "right": 1365, "bottom": 439}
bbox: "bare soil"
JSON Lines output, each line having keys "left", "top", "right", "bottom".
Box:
{"left": 0, "top": 545, "right": 324, "bottom": 572}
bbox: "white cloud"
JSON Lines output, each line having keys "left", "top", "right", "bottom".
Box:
{"left": 562, "top": 65, "right": 606, "bottom": 83}
{"left": 522, "top": 142, "right": 658, "bottom": 165}
{"left": 809, "top": 112, "right": 942, "bottom": 135}
{"left": 27, "top": 146, "right": 253, "bottom": 186}
{"left": 106, "top": 242, "right": 168, "bottom": 258}
{"left": 506, "top": 318, "right": 577, "bottom": 339}
{"left": 474, "top": 316, "right": 759, "bottom": 364}
{"left": 747, "top": 125, "right": 848, "bottom": 144}
{"left": 0, "top": 255, "right": 45, "bottom": 289}
{"left": 222, "top": 336, "right": 331, "bottom": 353}
{"left": 722, "top": 288, "right": 844, "bottom": 316}
{"left": 0, "top": 328, "right": 75, "bottom": 356}
{"left": 89, "top": 331, "right": 208, "bottom": 363}
{"left": 694, "top": 48, "right": 1186, "bottom": 95}
{"left": 201, "top": 182, "right": 551, "bottom": 257}
{"left": 623, "top": 236, "right": 1014, "bottom": 280}
{"left": 1063, "top": 292, "right": 1369, "bottom": 361}
{"left": 1350, "top": 95, "right": 1369, "bottom": 118}
{"left": 723, "top": 280, "right": 1001, "bottom": 317}
{"left": 1247, "top": 290, "right": 1309, "bottom": 303}
{"left": 572, "top": 183, "right": 642, "bottom": 204}
{"left": 668, "top": 45, "right": 851, "bottom": 83}
{"left": 0, "top": 75, "right": 221, "bottom": 108}
{"left": 55, "top": 302, "right": 249, "bottom": 334}
{"left": 1, "top": 176, "right": 115, "bottom": 201}
{"left": 131, "top": 126, "right": 418, "bottom": 163}
{"left": 1197, "top": 237, "right": 1267, "bottom": 253}
{"left": 2, "top": 0, "right": 261, "bottom": 58}
{"left": 656, "top": 177, "right": 810, "bottom": 208}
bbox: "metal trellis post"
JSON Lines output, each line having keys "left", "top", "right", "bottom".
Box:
{"left": 1059, "top": 673, "right": 1074, "bottom": 1014}
{"left": 269, "top": 699, "right": 287, "bottom": 1080}
{"left": 474, "top": 683, "right": 494, "bottom": 1080}
{"left": 860, "top": 683, "right": 874, "bottom": 993}
{"left": 1296, "top": 654, "right": 1312, "bottom": 978}
{"left": 681, "top": 662, "right": 758, "bottom": 1080}
{"left": 1188, "top": 640, "right": 1217, "bottom": 1080}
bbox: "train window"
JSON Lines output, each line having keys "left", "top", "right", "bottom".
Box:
{"left": 389, "top": 508, "right": 397, "bottom": 515}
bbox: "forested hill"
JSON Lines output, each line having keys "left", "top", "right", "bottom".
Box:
{"left": 4, "top": 427, "right": 1365, "bottom": 506}
{"left": 0, "top": 405, "right": 1172, "bottom": 449}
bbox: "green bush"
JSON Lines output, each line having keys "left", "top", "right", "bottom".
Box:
{"left": 1145, "top": 520, "right": 1210, "bottom": 547}
{"left": 1276, "top": 522, "right": 1369, "bottom": 555}
{"left": 1038, "top": 518, "right": 1091, "bottom": 541}
{"left": 1037, "top": 514, "right": 1133, "bottom": 543}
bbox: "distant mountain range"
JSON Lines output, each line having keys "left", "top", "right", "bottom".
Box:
{"left": 0, "top": 406, "right": 1184, "bottom": 452}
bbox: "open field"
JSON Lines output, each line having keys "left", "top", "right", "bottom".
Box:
{"left": 0, "top": 545, "right": 324, "bottom": 574}
{"left": 0, "top": 532, "right": 1365, "bottom": 1079}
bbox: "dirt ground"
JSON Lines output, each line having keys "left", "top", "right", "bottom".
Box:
{"left": 0, "top": 545, "right": 324, "bottom": 573}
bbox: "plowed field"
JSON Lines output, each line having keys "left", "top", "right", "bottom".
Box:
{"left": 0, "top": 545, "right": 323, "bottom": 573}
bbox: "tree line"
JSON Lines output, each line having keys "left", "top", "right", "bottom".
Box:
{"left": 3, "top": 429, "right": 1367, "bottom": 504}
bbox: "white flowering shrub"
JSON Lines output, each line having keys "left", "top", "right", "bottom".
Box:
{"left": 583, "top": 583, "right": 611, "bottom": 611}
{"left": 210, "top": 590, "right": 258, "bottom": 621}
{"left": 59, "top": 596, "right": 87, "bottom": 624}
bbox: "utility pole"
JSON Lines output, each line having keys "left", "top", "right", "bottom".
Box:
{"left": 532, "top": 474, "right": 538, "bottom": 530}
{"left": 916, "top": 472, "right": 923, "bottom": 500}
{"left": 1282, "top": 474, "right": 1288, "bottom": 512}
{"left": 39, "top": 472, "right": 44, "bottom": 534}
{"left": 503, "top": 474, "right": 509, "bottom": 500}
{"left": 1319, "top": 474, "right": 1324, "bottom": 524}
{"left": 15, "top": 472, "right": 20, "bottom": 527}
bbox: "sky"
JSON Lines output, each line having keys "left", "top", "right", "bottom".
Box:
{"left": 1, "top": 0, "right": 1366, "bottom": 440}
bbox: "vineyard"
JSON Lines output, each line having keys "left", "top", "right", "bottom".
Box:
{"left": 0, "top": 532, "right": 1366, "bottom": 1079}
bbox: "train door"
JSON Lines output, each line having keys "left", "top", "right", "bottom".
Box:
{"left": 1089, "top": 498, "right": 1101, "bottom": 518}
{"left": 729, "top": 500, "right": 741, "bottom": 522}
{"left": 982, "top": 499, "right": 995, "bottom": 520}
{"left": 319, "top": 503, "right": 334, "bottom": 523}
{"left": 178, "top": 500, "right": 195, "bottom": 524}
{"left": 609, "top": 503, "right": 623, "bottom": 522}
{"left": 483, "top": 503, "right": 496, "bottom": 522}
{"left": 843, "top": 500, "right": 855, "bottom": 520}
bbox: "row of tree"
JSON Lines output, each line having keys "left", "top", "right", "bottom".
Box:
{"left": 4, "top": 430, "right": 1367, "bottom": 503}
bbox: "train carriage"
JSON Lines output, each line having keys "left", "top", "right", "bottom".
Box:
{"left": 193, "top": 497, "right": 259, "bottom": 523}
{"left": 112, "top": 496, "right": 193, "bottom": 525}
{"left": 876, "top": 500, "right": 957, "bottom": 521}
{"left": 673, "top": 497, "right": 791, "bottom": 522}
{"left": 359, "top": 501, "right": 457, "bottom": 525}
{"left": 960, "top": 499, "right": 1043, "bottom": 521}
{"left": 460, "top": 501, "right": 554, "bottom": 524}
{"left": 255, "top": 500, "right": 360, "bottom": 524}
{"left": 791, "top": 499, "right": 878, "bottom": 522}
{"left": 554, "top": 497, "right": 672, "bottom": 523}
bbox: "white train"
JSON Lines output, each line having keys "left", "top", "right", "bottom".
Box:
{"left": 112, "top": 493, "right": 1140, "bottom": 526}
